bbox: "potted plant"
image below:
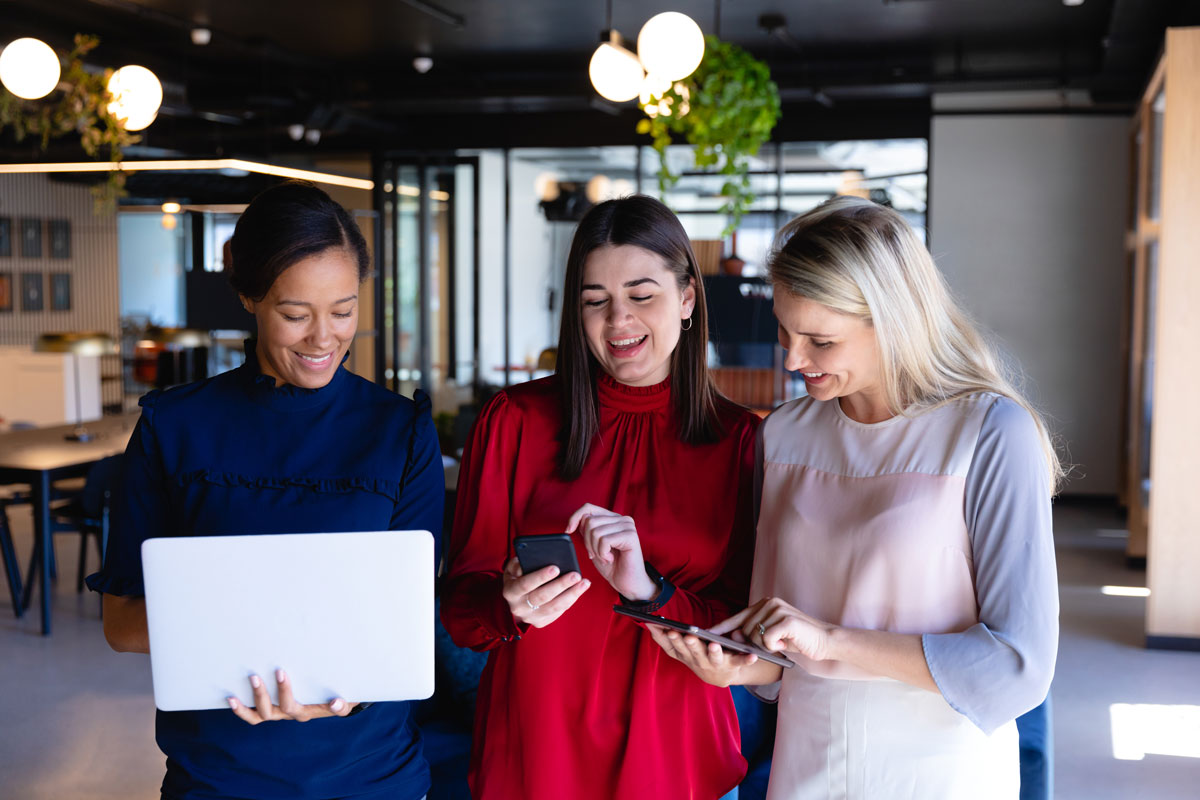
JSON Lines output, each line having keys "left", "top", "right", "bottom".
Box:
{"left": 637, "top": 35, "right": 781, "bottom": 235}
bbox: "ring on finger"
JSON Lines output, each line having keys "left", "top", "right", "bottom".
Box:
{"left": 757, "top": 623, "right": 767, "bottom": 637}
{"left": 526, "top": 597, "right": 540, "bottom": 611}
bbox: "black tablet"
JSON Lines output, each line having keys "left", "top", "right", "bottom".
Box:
{"left": 613, "top": 605, "right": 795, "bottom": 668}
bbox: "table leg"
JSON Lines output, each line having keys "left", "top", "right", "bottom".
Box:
{"left": 30, "top": 471, "right": 52, "bottom": 635}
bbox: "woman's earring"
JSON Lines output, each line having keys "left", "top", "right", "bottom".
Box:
{"left": 681, "top": 316, "right": 693, "bottom": 331}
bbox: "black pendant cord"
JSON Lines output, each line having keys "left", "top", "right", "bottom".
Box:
{"left": 606, "top": 0, "right": 613, "bottom": 31}
{"left": 714, "top": 0, "right": 722, "bottom": 38}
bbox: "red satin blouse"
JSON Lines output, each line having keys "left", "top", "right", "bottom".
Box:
{"left": 442, "top": 372, "right": 760, "bottom": 800}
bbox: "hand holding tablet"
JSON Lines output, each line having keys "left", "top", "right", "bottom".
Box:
{"left": 613, "top": 605, "right": 795, "bottom": 668}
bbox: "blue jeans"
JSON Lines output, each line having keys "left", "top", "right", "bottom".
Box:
{"left": 1016, "top": 695, "right": 1053, "bottom": 800}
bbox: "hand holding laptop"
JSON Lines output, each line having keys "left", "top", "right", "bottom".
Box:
{"left": 226, "top": 668, "right": 355, "bottom": 725}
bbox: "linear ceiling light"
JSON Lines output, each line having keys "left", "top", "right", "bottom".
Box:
{"left": 0, "top": 158, "right": 374, "bottom": 190}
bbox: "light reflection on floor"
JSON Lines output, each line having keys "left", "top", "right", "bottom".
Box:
{"left": 1110, "top": 704, "right": 1200, "bottom": 761}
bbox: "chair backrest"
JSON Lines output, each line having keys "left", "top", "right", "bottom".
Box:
{"left": 536, "top": 347, "right": 557, "bottom": 371}
{"left": 80, "top": 455, "right": 123, "bottom": 517}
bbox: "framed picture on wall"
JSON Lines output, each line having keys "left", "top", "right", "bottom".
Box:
{"left": 50, "top": 272, "right": 71, "bottom": 311}
{"left": 0, "top": 272, "right": 12, "bottom": 312}
{"left": 0, "top": 217, "right": 11, "bottom": 257}
{"left": 49, "top": 220, "right": 71, "bottom": 259}
{"left": 20, "top": 219, "right": 42, "bottom": 258}
{"left": 21, "top": 272, "right": 43, "bottom": 311}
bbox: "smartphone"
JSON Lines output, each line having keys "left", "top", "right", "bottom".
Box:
{"left": 514, "top": 534, "right": 581, "bottom": 576}
{"left": 612, "top": 605, "right": 795, "bottom": 668}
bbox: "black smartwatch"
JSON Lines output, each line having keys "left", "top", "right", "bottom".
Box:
{"left": 619, "top": 561, "right": 675, "bottom": 613}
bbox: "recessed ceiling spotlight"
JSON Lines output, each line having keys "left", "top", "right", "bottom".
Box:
{"left": 413, "top": 56, "right": 433, "bottom": 74}
{"left": 1062, "top": 0, "right": 1084, "bottom": 6}
{"left": 190, "top": 28, "right": 212, "bottom": 46}
{"left": 304, "top": 128, "right": 321, "bottom": 145}
{"left": 287, "top": 123, "right": 305, "bottom": 141}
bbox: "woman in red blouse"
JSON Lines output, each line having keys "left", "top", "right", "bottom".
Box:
{"left": 442, "top": 195, "right": 760, "bottom": 799}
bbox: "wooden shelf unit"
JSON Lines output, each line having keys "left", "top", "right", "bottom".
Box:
{"left": 1124, "top": 27, "right": 1200, "bottom": 649}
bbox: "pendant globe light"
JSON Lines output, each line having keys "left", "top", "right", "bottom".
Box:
{"left": 637, "top": 11, "right": 705, "bottom": 82}
{"left": 589, "top": 30, "right": 644, "bottom": 103}
{"left": 107, "top": 65, "right": 163, "bottom": 131}
{"left": 0, "top": 38, "right": 62, "bottom": 100}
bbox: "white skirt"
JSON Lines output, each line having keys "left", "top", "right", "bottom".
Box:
{"left": 766, "top": 669, "right": 1019, "bottom": 800}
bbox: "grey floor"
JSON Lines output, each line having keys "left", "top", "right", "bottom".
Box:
{"left": 1, "top": 499, "right": 1197, "bottom": 799}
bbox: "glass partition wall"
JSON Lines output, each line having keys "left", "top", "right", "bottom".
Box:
{"left": 376, "top": 139, "right": 927, "bottom": 426}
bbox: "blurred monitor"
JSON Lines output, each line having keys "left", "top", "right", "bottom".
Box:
{"left": 704, "top": 275, "right": 776, "bottom": 367}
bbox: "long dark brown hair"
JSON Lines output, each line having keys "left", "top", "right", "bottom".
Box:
{"left": 557, "top": 195, "right": 726, "bottom": 480}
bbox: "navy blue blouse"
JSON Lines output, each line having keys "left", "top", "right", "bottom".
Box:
{"left": 88, "top": 343, "right": 443, "bottom": 800}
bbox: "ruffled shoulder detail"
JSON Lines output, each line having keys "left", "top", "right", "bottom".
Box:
{"left": 175, "top": 469, "right": 402, "bottom": 503}
{"left": 84, "top": 570, "right": 145, "bottom": 598}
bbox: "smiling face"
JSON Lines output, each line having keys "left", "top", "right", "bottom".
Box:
{"left": 241, "top": 247, "right": 360, "bottom": 389}
{"left": 580, "top": 244, "right": 695, "bottom": 387}
{"left": 773, "top": 289, "right": 890, "bottom": 422}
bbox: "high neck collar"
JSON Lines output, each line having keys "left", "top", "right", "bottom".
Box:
{"left": 238, "top": 338, "right": 348, "bottom": 411}
{"left": 596, "top": 370, "right": 671, "bottom": 413}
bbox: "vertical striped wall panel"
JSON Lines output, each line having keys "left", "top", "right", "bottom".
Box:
{"left": 0, "top": 174, "right": 121, "bottom": 347}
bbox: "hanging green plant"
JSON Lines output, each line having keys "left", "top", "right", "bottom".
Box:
{"left": 637, "top": 35, "right": 781, "bottom": 236}
{"left": 0, "top": 34, "right": 139, "bottom": 210}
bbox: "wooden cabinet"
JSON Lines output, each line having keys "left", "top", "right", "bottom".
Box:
{"left": 0, "top": 348, "right": 101, "bottom": 428}
{"left": 1124, "top": 27, "right": 1200, "bottom": 648}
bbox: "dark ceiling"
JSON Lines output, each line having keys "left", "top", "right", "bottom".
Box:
{"left": 2, "top": 0, "right": 1198, "bottom": 162}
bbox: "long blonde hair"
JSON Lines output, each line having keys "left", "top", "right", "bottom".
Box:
{"left": 767, "top": 196, "right": 1063, "bottom": 494}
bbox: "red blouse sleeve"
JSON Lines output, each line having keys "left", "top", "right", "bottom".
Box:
{"left": 441, "top": 391, "right": 529, "bottom": 651}
{"left": 655, "top": 411, "right": 760, "bottom": 628}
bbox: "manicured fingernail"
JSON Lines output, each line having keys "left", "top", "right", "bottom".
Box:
{"left": 582, "top": 579, "right": 591, "bottom": 588}
{"left": 276, "top": 669, "right": 287, "bottom": 683}
{"left": 568, "top": 572, "right": 580, "bottom": 583}
{"left": 228, "top": 697, "right": 238, "bottom": 709}
{"left": 548, "top": 566, "right": 559, "bottom": 577}
{"left": 249, "top": 675, "right": 262, "bottom": 689}
{"left": 331, "top": 699, "right": 344, "bottom": 712}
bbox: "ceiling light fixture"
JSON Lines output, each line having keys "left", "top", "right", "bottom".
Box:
{"left": 0, "top": 159, "right": 375, "bottom": 190}
{"left": 587, "top": 6, "right": 705, "bottom": 107}
{"left": 161, "top": 201, "right": 182, "bottom": 214}
{"left": 589, "top": 31, "right": 643, "bottom": 103}
{"left": 413, "top": 56, "right": 433, "bottom": 74}
{"left": 0, "top": 37, "right": 62, "bottom": 100}
{"left": 190, "top": 28, "right": 212, "bottom": 46}
{"left": 107, "top": 65, "right": 163, "bottom": 131}
{"left": 637, "top": 12, "right": 705, "bottom": 82}
{"left": 586, "top": 174, "right": 612, "bottom": 203}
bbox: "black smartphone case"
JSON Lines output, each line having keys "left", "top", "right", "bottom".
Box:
{"left": 514, "top": 533, "right": 582, "bottom": 575}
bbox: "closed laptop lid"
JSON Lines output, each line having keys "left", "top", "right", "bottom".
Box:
{"left": 141, "top": 530, "right": 434, "bottom": 712}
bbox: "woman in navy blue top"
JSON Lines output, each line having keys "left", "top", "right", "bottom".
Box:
{"left": 88, "top": 180, "right": 443, "bottom": 800}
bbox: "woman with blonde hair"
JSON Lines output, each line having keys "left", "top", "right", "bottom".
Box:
{"left": 652, "top": 196, "right": 1060, "bottom": 799}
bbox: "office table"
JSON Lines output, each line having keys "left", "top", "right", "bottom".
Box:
{"left": 0, "top": 412, "right": 140, "bottom": 634}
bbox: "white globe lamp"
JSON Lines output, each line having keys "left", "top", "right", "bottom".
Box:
{"left": 107, "top": 65, "right": 163, "bottom": 131}
{"left": 589, "top": 37, "right": 644, "bottom": 103}
{"left": 637, "top": 12, "right": 705, "bottom": 82}
{"left": 0, "top": 38, "right": 61, "bottom": 100}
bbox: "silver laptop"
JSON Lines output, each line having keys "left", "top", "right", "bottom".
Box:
{"left": 141, "top": 530, "right": 435, "bottom": 712}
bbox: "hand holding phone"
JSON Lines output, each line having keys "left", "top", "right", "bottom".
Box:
{"left": 514, "top": 534, "right": 581, "bottom": 576}
{"left": 502, "top": 535, "right": 590, "bottom": 629}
